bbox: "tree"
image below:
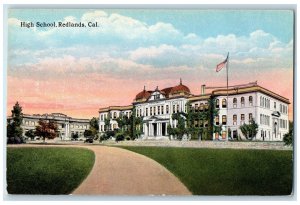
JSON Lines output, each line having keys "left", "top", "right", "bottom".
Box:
{"left": 283, "top": 121, "right": 293, "bottom": 145}
{"left": 35, "top": 120, "right": 58, "bottom": 142}
{"left": 71, "top": 132, "right": 79, "bottom": 140}
{"left": 25, "top": 129, "right": 35, "bottom": 140}
{"left": 88, "top": 117, "right": 99, "bottom": 139}
{"left": 167, "top": 112, "right": 188, "bottom": 140}
{"left": 239, "top": 119, "right": 258, "bottom": 140}
{"left": 7, "top": 102, "right": 24, "bottom": 144}
{"left": 84, "top": 129, "right": 93, "bottom": 138}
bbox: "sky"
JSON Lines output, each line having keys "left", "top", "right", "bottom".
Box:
{"left": 7, "top": 9, "right": 294, "bottom": 120}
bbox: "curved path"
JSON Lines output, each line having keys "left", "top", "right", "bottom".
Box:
{"left": 72, "top": 146, "right": 191, "bottom": 195}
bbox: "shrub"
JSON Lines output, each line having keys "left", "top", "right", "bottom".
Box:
{"left": 115, "top": 133, "right": 125, "bottom": 142}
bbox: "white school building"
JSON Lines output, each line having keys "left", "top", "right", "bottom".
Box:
{"left": 99, "top": 80, "right": 290, "bottom": 141}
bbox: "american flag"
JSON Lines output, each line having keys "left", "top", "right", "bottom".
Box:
{"left": 216, "top": 54, "right": 228, "bottom": 72}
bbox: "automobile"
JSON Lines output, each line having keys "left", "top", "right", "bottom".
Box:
{"left": 84, "top": 138, "right": 93, "bottom": 143}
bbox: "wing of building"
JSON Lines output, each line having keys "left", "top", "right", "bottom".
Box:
{"left": 99, "top": 80, "right": 290, "bottom": 141}
{"left": 7, "top": 113, "right": 90, "bottom": 140}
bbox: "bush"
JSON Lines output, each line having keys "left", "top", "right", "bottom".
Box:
{"left": 7, "top": 136, "right": 26, "bottom": 144}
{"left": 115, "top": 134, "right": 125, "bottom": 142}
{"left": 283, "top": 131, "right": 293, "bottom": 145}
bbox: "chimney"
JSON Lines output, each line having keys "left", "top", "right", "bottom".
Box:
{"left": 201, "top": 84, "right": 206, "bottom": 95}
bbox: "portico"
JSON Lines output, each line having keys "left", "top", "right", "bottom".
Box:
{"left": 143, "top": 116, "right": 169, "bottom": 139}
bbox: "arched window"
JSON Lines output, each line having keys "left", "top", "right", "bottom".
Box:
{"left": 222, "top": 115, "right": 227, "bottom": 125}
{"left": 241, "top": 97, "right": 245, "bottom": 107}
{"left": 249, "top": 96, "right": 253, "bottom": 106}
{"left": 113, "top": 112, "right": 117, "bottom": 119}
{"left": 233, "top": 114, "right": 237, "bottom": 125}
{"left": 241, "top": 114, "right": 245, "bottom": 122}
{"left": 222, "top": 99, "right": 227, "bottom": 108}
{"left": 216, "top": 99, "right": 220, "bottom": 108}
{"left": 249, "top": 113, "right": 253, "bottom": 122}
{"left": 233, "top": 98, "right": 237, "bottom": 108}
{"left": 166, "top": 105, "right": 169, "bottom": 114}
{"left": 215, "top": 115, "right": 219, "bottom": 125}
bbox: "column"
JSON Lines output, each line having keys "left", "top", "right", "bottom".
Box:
{"left": 159, "top": 123, "right": 162, "bottom": 136}
{"left": 145, "top": 123, "right": 148, "bottom": 137}
{"left": 158, "top": 123, "right": 161, "bottom": 136}
{"left": 65, "top": 123, "right": 68, "bottom": 140}
{"left": 165, "top": 122, "right": 168, "bottom": 135}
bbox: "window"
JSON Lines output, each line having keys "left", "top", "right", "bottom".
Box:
{"left": 204, "top": 103, "right": 208, "bottom": 111}
{"left": 260, "top": 114, "right": 262, "bottom": 124}
{"left": 173, "top": 105, "right": 175, "bottom": 113}
{"left": 249, "top": 113, "right": 253, "bottom": 122}
{"left": 222, "top": 115, "right": 227, "bottom": 125}
{"left": 222, "top": 99, "right": 227, "bottom": 108}
{"left": 154, "top": 107, "right": 156, "bottom": 115}
{"left": 233, "top": 114, "right": 237, "bottom": 125}
{"left": 204, "top": 120, "right": 208, "bottom": 127}
{"left": 154, "top": 94, "right": 160, "bottom": 100}
{"left": 200, "top": 103, "right": 204, "bottom": 112}
{"left": 216, "top": 99, "right": 219, "bottom": 108}
{"left": 241, "top": 114, "right": 245, "bottom": 122}
{"left": 113, "top": 112, "right": 117, "bottom": 119}
{"left": 233, "top": 98, "right": 237, "bottom": 107}
{"left": 249, "top": 96, "right": 253, "bottom": 106}
{"left": 150, "top": 107, "right": 153, "bottom": 116}
{"left": 260, "top": 96, "right": 262, "bottom": 106}
{"left": 146, "top": 108, "right": 148, "bottom": 116}
{"left": 158, "top": 106, "right": 160, "bottom": 115}
{"left": 274, "top": 102, "right": 276, "bottom": 109}
{"left": 166, "top": 105, "right": 169, "bottom": 114}
{"left": 161, "top": 105, "right": 164, "bottom": 115}
{"left": 194, "top": 120, "right": 199, "bottom": 127}
{"left": 199, "top": 120, "right": 203, "bottom": 127}
{"left": 177, "top": 104, "right": 179, "bottom": 113}
{"left": 280, "top": 104, "right": 282, "bottom": 113}
{"left": 195, "top": 104, "right": 199, "bottom": 111}
{"left": 241, "top": 97, "right": 245, "bottom": 107}
{"left": 215, "top": 115, "right": 219, "bottom": 125}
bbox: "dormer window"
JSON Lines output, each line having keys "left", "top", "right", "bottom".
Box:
{"left": 154, "top": 94, "right": 160, "bottom": 100}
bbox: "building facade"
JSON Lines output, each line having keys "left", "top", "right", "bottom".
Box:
{"left": 8, "top": 113, "right": 90, "bottom": 140}
{"left": 99, "top": 80, "right": 290, "bottom": 141}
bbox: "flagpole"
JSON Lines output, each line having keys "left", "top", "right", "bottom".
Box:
{"left": 226, "top": 52, "right": 229, "bottom": 141}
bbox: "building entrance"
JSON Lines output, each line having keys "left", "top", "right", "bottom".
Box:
{"left": 162, "top": 123, "right": 166, "bottom": 136}
{"left": 153, "top": 123, "right": 157, "bottom": 136}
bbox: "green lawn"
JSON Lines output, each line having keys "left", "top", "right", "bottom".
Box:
{"left": 121, "top": 147, "right": 293, "bottom": 195}
{"left": 7, "top": 147, "right": 95, "bottom": 194}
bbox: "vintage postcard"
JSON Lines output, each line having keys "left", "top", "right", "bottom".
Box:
{"left": 5, "top": 7, "right": 294, "bottom": 198}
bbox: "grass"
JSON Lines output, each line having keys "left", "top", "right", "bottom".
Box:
{"left": 121, "top": 147, "right": 293, "bottom": 195}
{"left": 7, "top": 147, "right": 95, "bottom": 194}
